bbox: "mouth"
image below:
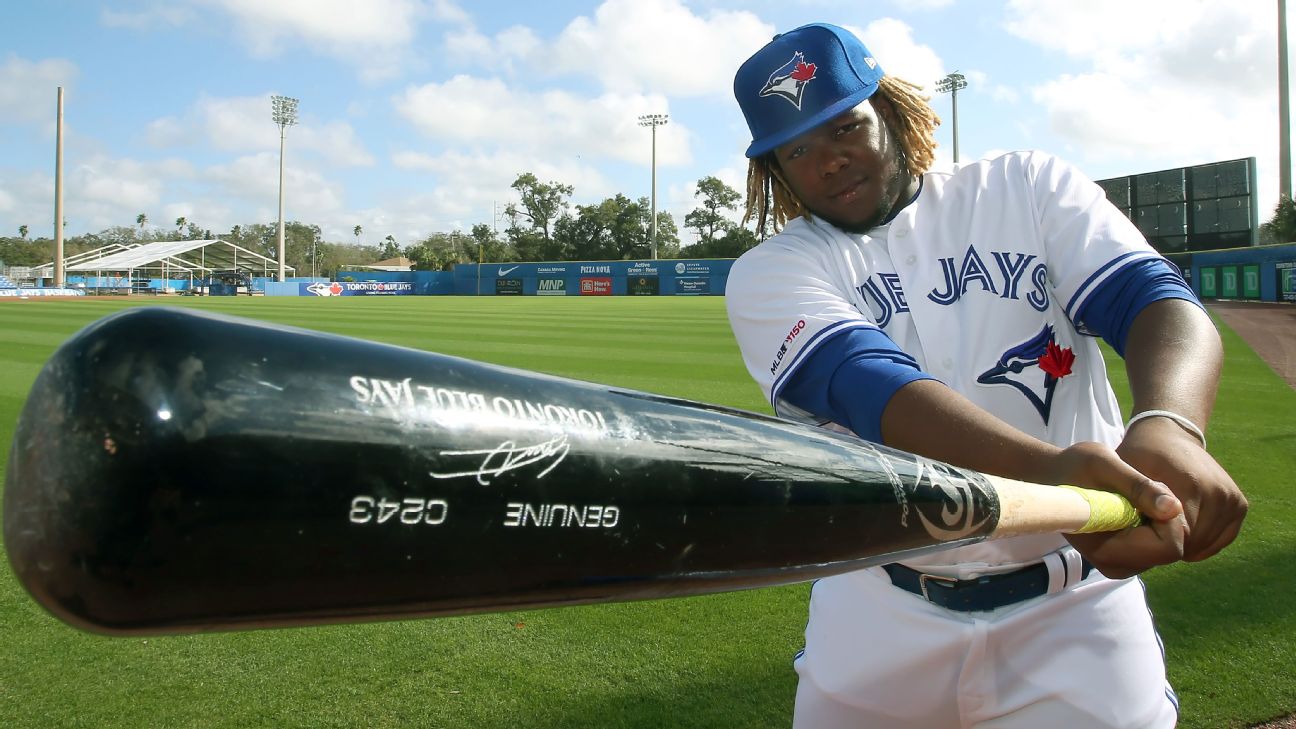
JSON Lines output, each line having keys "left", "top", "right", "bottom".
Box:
{"left": 830, "top": 178, "right": 868, "bottom": 201}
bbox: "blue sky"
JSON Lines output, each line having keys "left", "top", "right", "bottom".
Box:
{"left": 0, "top": 0, "right": 1283, "bottom": 248}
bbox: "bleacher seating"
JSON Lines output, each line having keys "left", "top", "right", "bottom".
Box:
{"left": 0, "top": 274, "right": 17, "bottom": 289}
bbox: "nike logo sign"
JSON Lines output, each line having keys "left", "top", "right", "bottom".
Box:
{"left": 498, "top": 266, "right": 519, "bottom": 276}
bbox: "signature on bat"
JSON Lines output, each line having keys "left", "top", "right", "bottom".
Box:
{"left": 429, "top": 434, "right": 570, "bottom": 485}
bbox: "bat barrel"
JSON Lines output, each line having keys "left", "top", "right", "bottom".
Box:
{"left": 4, "top": 307, "right": 1003, "bottom": 634}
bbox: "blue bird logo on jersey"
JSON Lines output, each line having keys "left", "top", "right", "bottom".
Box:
{"left": 976, "top": 325, "right": 1076, "bottom": 423}
{"left": 760, "top": 52, "right": 818, "bottom": 110}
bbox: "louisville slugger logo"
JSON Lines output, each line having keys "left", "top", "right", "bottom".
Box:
{"left": 911, "top": 461, "right": 993, "bottom": 541}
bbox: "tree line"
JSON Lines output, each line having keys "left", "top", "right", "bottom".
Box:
{"left": 0, "top": 174, "right": 764, "bottom": 278}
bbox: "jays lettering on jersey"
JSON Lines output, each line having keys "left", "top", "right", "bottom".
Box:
{"left": 728, "top": 151, "right": 1168, "bottom": 458}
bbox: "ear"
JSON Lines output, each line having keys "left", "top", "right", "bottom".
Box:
{"left": 870, "top": 93, "right": 899, "bottom": 129}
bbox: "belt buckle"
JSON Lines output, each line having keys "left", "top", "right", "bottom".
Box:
{"left": 918, "top": 573, "right": 959, "bottom": 601}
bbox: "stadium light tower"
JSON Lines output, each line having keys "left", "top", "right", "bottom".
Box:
{"left": 935, "top": 72, "right": 968, "bottom": 164}
{"left": 638, "top": 113, "right": 669, "bottom": 259}
{"left": 271, "top": 95, "right": 299, "bottom": 282}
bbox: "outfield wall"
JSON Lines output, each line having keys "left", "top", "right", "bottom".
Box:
{"left": 1165, "top": 242, "right": 1296, "bottom": 302}
{"left": 451, "top": 259, "right": 734, "bottom": 296}
{"left": 328, "top": 260, "right": 735, "bottom": 296}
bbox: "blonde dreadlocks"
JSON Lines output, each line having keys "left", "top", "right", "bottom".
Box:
{"left": 742, "top": 76, "right": 941, "bottom": 239}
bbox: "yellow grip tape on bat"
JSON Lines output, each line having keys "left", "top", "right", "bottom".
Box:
{"left": 1058, "top": 485, "right": 1142, "bottom": 533}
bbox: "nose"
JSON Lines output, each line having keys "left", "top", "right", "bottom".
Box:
{"left": 815, "top": 143, "right": 849, "bottom": 178}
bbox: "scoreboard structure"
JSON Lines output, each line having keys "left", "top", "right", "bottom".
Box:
{"left": 1095, "top": 157, "right": 1258, "bottom": 253}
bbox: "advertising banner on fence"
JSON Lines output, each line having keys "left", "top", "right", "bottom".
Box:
{"left": 496, "top": 278, "right": 523, "bottom": 295}
{"left": 1279, "top": 262, "right": 1296, "bottom": 303}
{"left": 1199, "top": 267, "right": 1217, "bottom": 297}
{"left": 676, "top": 277, "right": 711, "bottom": 295}
{"left": 673, "top": 261, "right": 713, "bottom": 276}
{"left": 580, "top": 277, "right": 612, "bottom": 295}
{"left": 628, "top": 276, "right": 659, "bottom": 295}
{"left": 303, "top": 281, "right": 414, "bottom": 296}
{"left": 537, "top": 278, "right": 566, "bottom": 295}
{"left": 0, "top": 288, "right": 85, "bottom": 297}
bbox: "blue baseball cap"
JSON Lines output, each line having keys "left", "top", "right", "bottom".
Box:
{"left": 734, "top": 23, "right": 884, "bottom": 158}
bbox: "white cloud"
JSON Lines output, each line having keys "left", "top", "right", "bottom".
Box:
{"left": 428, "top": 0, "right": 471, "bottom": 26}
{"left": 850, "top": 18, "right": 946, "bottom": 89}
{"left": 1007, "top": 1, "right": 1280, "bottom": 211}
{"left": 394, "top": 77, "right": 692, "bottom": 166}
{"left": 146, "top": 95, "right": 374, "bottom": 166}
{"left": 393, "top": 148, "right": 613, "bottom": 213}
{"left": 544, "top": 0, "right": 773, "bottom": 96}
{"left": 202, "top": 0, "right": 428, "bottom": 80}
{"left": 0, "top": 55, "right": 79, "bottom": 125}
{"left": 890, "top": 0, "right": 957, "bottom": 9}
{"left": 100, "top": 5, "right": 196, "bottom": 30}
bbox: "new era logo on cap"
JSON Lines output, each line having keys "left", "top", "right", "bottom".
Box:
{"left": 734, "top": 23, "right": 885, "bottom": 158}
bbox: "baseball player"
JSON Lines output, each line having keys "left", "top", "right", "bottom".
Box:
{"left": 725, "top": 23, "right": 1248, "bottom": 728}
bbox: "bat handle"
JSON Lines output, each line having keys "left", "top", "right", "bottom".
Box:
{"left": 987, "top": 476, "right": 1142, "bottom": 536}
{"left": 1055, "top": 485, "right": 1142, "bottom": 533}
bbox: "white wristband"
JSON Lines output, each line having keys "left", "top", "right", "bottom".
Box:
{"left": 1125, "top": 409, "right": 1207, "bottom": 449}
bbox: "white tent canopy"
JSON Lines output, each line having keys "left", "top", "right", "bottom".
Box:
{"left": 34, "top": 239, "right": 294, "bottom": 278}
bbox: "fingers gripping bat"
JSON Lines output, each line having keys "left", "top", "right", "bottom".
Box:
{"left": 2, "top": 307, "right": 1137, "bottom": 635}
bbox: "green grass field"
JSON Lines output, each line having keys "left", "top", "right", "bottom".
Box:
{"left": 0, "top": 296, "right": 1292, "bottom": 728}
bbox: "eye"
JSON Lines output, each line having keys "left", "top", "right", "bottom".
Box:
{"left": 835, "top": 122, "right": 860, "bottom": 137}
{"left": 784, "top": 145, "right": 807, "bottom": 161}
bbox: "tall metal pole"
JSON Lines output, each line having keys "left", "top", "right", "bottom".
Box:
{"left": 638, "top": 113, "right": 669, "bottom": 259}
{"left": 936, "top": 72, "right": 968, "bottom": 164}
{"left": 1281, "top": 0, "right": 1292, "bottom": 200}
{"left": 276, "top": 126, "right": 287, "bottom": 281}
{"left": 54, "top": 87, "right": 65, "bottom": 288}
{"left": 271, "top": 95, "right": 298, "bottom": 282}
{"left": 950, "top": 87, "right": 960, "bottom": 164}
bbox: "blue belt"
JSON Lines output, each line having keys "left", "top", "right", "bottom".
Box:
{"left": 882, "top": 559, "right": 1095, "bottom": 612}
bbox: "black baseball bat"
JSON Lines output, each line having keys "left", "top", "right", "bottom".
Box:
{"left": 3, "top": 307, "right": 1135, "bottom": 635}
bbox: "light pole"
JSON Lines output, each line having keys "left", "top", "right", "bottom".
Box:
{"left": 1281, "top": 0, "right": 1291, "bottom": 200}
{"left": 638, "top": 113, "right": 668, "bottom": 259}
{"left": 54, "top": 86, "right": 65, "bottom": 288}
{"left": 271, "top": 95, "right": 299, "bottom": 282}
{"left": 935, "top": 72, "right": 968, "bottom": 163}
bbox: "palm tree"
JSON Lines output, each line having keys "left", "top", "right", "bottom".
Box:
{"left": 230, "top": 224, "right": 242, "bottom": 241}
{"left": 175, "top": 217, "right": 188, "bottom": 239}
{"left": 136, "top": 213, "right": 148, "bottom": 238}
{"left": 353, "top": 225, "right": 362, "bottom": 241}
{"left": 18, "top": 225, "right": 28, "bottom": 239}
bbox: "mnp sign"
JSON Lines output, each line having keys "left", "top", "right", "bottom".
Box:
{"left": 537, "top": 278, "right": 566, "bottom": 296}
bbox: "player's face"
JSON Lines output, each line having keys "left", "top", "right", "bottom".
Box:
{"left": 772, "top": 98, "right": 914, "bottom": 234}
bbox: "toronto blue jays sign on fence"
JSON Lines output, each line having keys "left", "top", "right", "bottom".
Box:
{"left": 302, "top": 281, "right": 415, "bottom": 296}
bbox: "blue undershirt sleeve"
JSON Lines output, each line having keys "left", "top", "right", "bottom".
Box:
{"left": 1074, "top": 258, "right": 1203, "bottom": 357}
{"left": 780, "top": 327, "right": 937, "bottom": 443}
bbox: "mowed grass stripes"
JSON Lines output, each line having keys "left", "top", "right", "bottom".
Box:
{"left": 0, "top": 296, "right": 1292, "bottom": 729}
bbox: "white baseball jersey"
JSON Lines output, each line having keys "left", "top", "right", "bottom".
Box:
{"left": 726, "top": 150, "right": 1165, "bottom": 571}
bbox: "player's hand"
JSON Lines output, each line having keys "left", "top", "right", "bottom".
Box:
{"left": 1048, "top": 441, "right": 1189, "bottom": 579}
{"left": 1117, "top": 416, "right": 1247, "bottom": 562}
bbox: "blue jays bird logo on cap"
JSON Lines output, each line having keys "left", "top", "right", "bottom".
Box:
{"left": 759, "top": 52, "right": 818, "bottom": 110}
{"left": 976, "top": 325, "right": 1076, "bottom": 424}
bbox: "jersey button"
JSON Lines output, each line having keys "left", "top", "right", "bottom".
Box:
{"left": 905, "top": 255, "right": 917, "bottom": 265}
